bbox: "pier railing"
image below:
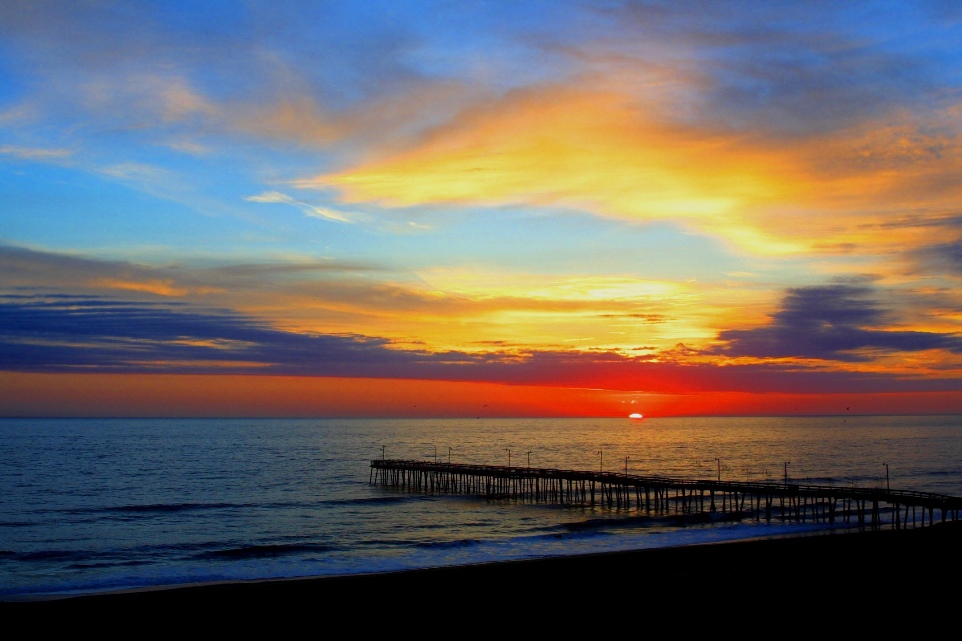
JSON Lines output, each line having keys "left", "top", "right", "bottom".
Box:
{"left": 371, "top": 459, "right": 962, "bottom": 530}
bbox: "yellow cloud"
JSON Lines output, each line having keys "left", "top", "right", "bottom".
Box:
{"left": 228, "top": 266, "right": 770, "bottom": 356}
{"left": 300, "top": 86, "right": 962, "bottom": 259}
{"left": 422, "top": 269, "right": 684, "bottom": 302}
{"left": 301, "top": 88, "right": 809, "bottom": 253}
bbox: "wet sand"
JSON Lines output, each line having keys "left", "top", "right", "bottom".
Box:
{"left": 4, "top": 524, "right": 960, "bottom": 630}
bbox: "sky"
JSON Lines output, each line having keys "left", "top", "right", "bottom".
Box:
{"left": 3, "top": 0, "right": 962, "bottom": 418}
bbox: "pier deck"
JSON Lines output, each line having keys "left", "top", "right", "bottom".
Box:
{"left": 371, "top": 459, "right": 962, "bottom": 530}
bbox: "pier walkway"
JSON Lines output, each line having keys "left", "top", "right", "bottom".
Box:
{"left": 370, "top": 459, "right": 962, "bottom": 530}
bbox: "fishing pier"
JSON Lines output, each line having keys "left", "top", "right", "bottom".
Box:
{"left": 370, "top": 459, "right": 962, "bottom": 530}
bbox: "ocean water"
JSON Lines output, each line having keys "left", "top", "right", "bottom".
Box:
{"left": 2, "top": 415, "right": 961, "bottom": 600}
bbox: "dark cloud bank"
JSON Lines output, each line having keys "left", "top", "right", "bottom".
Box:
{"left": 4, "top": 285, "right": 962, "bottom": 395}
{"left": 714, "top": 283, "right": 962, "bottom": 361}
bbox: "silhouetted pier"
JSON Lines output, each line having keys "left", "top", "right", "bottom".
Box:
{"left": 371, "top": 459, "right": 962, "bottom": 530}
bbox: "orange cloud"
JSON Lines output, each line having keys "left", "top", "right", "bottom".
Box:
{"left": 230, "top": 81, "right": 479, "bottom": 149}
{"left": 92, "top": 278, "right": 189, "bottom": 297}
{"left": 93, "top": 277, "right": 221, "bottom": 297}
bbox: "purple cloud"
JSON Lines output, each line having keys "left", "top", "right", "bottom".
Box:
{"left": 714, "top": 283, "right": 962, "bottom": 360}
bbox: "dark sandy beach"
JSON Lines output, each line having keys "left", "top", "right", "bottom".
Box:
{"left": 4, "top": 523, "right": 959, "bottom": 631}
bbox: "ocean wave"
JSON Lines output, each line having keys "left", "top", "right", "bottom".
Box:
{"left": 16, "top": 549, "right": 90, "bottom": 562}
{"left": 104, "top": 502, "right": 240, "bottom": 513}
{"left": 561, "top": 511, "right": 754, "bottom": 533}
{"left": 337, "top": 494, "right": 415, "bottom": 506}
{"left": 70, "top": 559, "right": 154, "bottom": 569}
{"left": 196, "top": 542, "right": 334, "bottom": 559}
{"left": 413, "top": 538, "right": 482, "bottom": 550}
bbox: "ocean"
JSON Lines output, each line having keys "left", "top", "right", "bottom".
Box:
{"left": 2, "top": 415, "right": 961, "bottom": 600}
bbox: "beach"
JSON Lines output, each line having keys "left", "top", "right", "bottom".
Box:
{"left": 6, "top": 524, "right": 959, "bottom": 630}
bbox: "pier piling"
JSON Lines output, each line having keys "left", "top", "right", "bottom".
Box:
{"left": 370, "top": 459, "right": 962, "bottom": 530}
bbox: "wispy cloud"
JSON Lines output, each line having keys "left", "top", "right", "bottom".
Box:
{"left": 245, "top": 191, "right": 357, "bottom": 223}
{"left": 0, "top": 145, "right": 72, "bottom": 160}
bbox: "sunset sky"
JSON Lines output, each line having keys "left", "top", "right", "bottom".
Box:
{"left": 3, "top": 1, "right": 962, "bottom": 417}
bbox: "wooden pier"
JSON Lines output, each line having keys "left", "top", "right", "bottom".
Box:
{"left": 371, "top": 459, "right": 962, "bottom": 530}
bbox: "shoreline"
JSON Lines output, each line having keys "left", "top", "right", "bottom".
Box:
{"left": 6, "top": 524, "right": 960, "bottom": 619}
